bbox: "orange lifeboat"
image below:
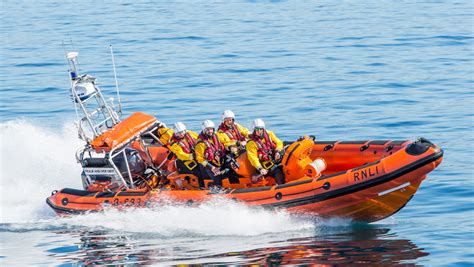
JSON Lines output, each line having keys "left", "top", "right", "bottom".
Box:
{"left": 46, "top": 116, "right": 443, "bottom": 223}
{"left": 53, "top": 52, "right": 443, "bottom": 222}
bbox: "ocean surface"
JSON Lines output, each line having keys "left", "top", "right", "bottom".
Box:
{"left": 1, "top": 1, "right": 473, "bottom": 265}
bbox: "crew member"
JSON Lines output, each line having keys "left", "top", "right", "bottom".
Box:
{"left": 168, "top": 122, "right": 202, "bottom": 186}
{"left": 196, "top": 120, "right": 239, "bottom": 189}
{"left": 217, "top": 109, "right": 249, "bottom": 155}
{"left": 153, "top": 121, "right": 174, "bottom": 146}
{"left": 246, "top": 118, "right": 285, "bottom": 184}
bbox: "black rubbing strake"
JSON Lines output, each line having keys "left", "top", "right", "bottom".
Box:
{"left": 232, "top": 186, "right": 272, "bottom": 194}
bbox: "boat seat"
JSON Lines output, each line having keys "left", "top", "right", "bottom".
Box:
{"left": 82, "top": 158, "right": 110, "bottom": 168}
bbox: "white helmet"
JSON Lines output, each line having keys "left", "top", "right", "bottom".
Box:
{"left": 252, "top": 118, "right": 265, "bottom": 129}
{"left": 222, "top": 109, "right": 235, "bottom": 120}
{"left": 201, "top": 119, "right": 215, "bottom": 130}
{"left": 157, "top": 121, "right": 167, "bottom": 128}
{"left": 173, "top": 122, "right": 186, "bottom": 133}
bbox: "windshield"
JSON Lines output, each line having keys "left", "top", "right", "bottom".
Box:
{"left": 112, "top": 148, "right": 147, "bottom": 180}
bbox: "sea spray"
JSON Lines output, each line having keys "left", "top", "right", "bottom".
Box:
{"left": 52, "top": 198, "right": 315, "bottom": 237}
{"left": 0, "top": 120, "right": 83, "bottom": 223}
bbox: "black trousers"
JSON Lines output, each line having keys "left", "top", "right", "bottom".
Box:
{"left": 202, "top": 160, "right": 240, "bottom": 187}
{"left": 202, "top": 165, "right": 225, "bottom": 187}
{"left": 176, "top": 159, "right": 204, "bottom": 187}
{"left": 267, "top": 165, "right": 285, "bottom": 185}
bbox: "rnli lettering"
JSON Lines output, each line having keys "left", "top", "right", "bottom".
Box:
{"left": 353, "top": 165, "right": 379, "bottom": 181}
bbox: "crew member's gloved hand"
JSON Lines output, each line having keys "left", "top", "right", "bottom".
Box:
{"left": 259, "top": 168, "right": 268, "bottom": 176}
{"left": 211, "top": 166, "right": 220, "bottom": 175}
{"left": 274, "top": 151, "right": 282, "bottom": 161}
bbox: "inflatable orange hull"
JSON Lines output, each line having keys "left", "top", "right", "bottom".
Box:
{"left": 46, "top": 139, "right": 443, "bottom": 223}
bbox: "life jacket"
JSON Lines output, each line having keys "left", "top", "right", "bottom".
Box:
{"left": 170, "top": 132, "right": 197, "bottom": 154}
{"left": 251, "top": 130, "right": 276, "bottom": 162}
{"left": 218, "top": 123, "right": 245, "bottom": 142}
{"left": 198, "top": 133, "right": 225, "bottom": 165}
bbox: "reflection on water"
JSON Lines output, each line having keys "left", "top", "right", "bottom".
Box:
{"left": 239, "top": 228, "right": 428, "bottom": 266}
{"left": 48, "top": 224, "right": 428, "bottom": 266}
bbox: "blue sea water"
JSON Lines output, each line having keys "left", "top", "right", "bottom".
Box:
{"left": 0, "top": 0, "right": 473, "bottom": 265}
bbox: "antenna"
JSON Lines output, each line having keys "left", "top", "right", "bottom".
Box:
{"left": 62, "top": 41, "right": 69, "bottom": 66}
{"left": 110, "top": 45, "right": 123, "bottom": 115}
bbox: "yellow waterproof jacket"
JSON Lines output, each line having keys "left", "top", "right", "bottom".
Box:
{"left": 169, "top": 130, "right": 198, "bottom": 162}
{"left": 155, "top": 127, "right": 174, "bottom": 146}
{"left": 195, "top": 134, "right": 225, "bottom": 167}
{"left": 217, "top": 123, "right": 250, "bottom": 148}
{"left": 246, "top": 130, "right": 283, "bottom": 170}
